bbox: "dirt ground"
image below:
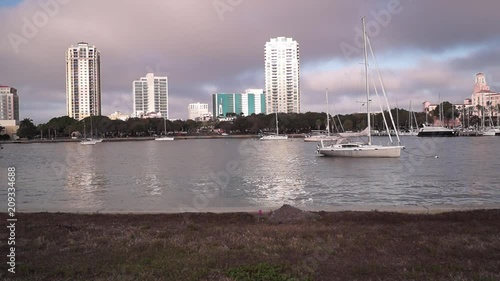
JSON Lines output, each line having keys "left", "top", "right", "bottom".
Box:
{"left": 1, "top": 206, "right": 499, "bottom": 281}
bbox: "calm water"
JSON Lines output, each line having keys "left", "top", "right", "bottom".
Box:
{"left": 1, "top": 136, "right": 499, "bottom": 212}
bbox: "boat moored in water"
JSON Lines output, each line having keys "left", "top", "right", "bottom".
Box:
{"left": 417, "top": 124, "right": 456, "bottom": 137}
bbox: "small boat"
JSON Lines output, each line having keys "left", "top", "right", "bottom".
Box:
{"left": 80, "top": 118, "right": 98, "bottom": 145}
{"left": 81, "top": 139, "right": 98, "bottom": 145}
{"left": 155, "top": 118, "right": 175, "bottom": 141}
{"left": 260, "top": 111, "right": 288, "bottom": 140}
{"left": 305, "top": 89, "right": 341, "bottom": 142}
{"left": 155, "top": 136, "right": 175, "bottom": 141}
{"left": 260, "top": 134, "right": 288, "bottom": 140}
{"left": 417, "top": 124, "right": 456, "bottom": 137}
{"left": 482, "top": 128, "right": 500, "bottom": 136}
{"left": 304, "top": 132, "right": 340, "bottom": 142}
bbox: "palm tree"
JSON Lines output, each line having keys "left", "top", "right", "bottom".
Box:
{"left": 17, "top": 118, "right": 38, "bottom": 139}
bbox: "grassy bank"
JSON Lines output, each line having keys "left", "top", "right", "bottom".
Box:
{"left": 1, "top": 209, "right": 499, "bottom": 280}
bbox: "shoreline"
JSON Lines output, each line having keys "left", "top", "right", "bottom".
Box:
{"left": 11, "top": 203, "right": 500, "bottom": 214}
{"left": 0, "top": 134, "right": 306, "bottom": 144}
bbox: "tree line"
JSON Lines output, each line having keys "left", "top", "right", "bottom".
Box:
{"left": 11, "top": 108, "right": 436, "bottom": 139}
{"left": 9, "top": 100, "right": 499, "bottom": 140}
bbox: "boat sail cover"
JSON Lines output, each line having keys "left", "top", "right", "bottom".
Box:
{"left": 338, "top": 127, "right": 370, "bottom": 138}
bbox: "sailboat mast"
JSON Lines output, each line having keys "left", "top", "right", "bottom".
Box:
{"left": 90, "top": 114, "right": 93, "bottom": 139}
{"left": 326, "top": 88, "right": 330, "bottom": 136}
{"left": 164, "top": 117, "right": 167, "bottom": 135}
{"left": 396, "top": 105, "right": 399, "bottom": 133}
{"left": 275, "top": 111, "right": 279, "bottom": 135}
{"left": 362, "top": 17, "right": 371, "bottom": 145}
{"left": 409, "top": 101, "right": 413, "bottom": 131}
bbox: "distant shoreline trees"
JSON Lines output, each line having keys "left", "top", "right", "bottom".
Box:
{"left": 10, "top": 109, "right": 435, "bottom": 139}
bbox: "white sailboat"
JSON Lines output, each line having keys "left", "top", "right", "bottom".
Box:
{"left": 317, "top": 17, "right": 404, "bottom": 158}
{"left": 304, "top": 88, "right": 341, "bottom": 142}
{"left": 260, "top": 111, "right": 288, "bottom": 140}
{"left": 155, "top": 117, "right": 175, "bottom": 141}
{"left": 81, "top": 117, "right": 98, "bottom": 145}
{"left": 482, "top": 101, "right": 500, "bottom": 136}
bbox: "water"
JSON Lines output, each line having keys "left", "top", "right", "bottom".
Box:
{"left": 1, "top": 136, "right": 499, "bottom": 212}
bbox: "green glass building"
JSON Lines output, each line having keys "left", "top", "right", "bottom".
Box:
{"left": 212, "top": 89, "right": 266, "bottom": 119}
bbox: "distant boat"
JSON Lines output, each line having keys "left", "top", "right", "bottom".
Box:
{"left": 417, "top": 124, "right": 456, "bottom": 137}
{"left": 304, "top": 88, "right": 341, "bottom": 142}
{"left": 482, "top": 127, "right": 500, "bottom": 136}
{"left": 260, "top": 111, "right": 288, "bottom": 140}
{"left": 317, "top": 17, "right": 404, "bottom": 158}
{"left": 155, "top": 117, "right": 175, "bottom": 141}
{"left": 81, "top": 138, "right": 98, "bottom": 145}
{"left": 304, "top": 131, "right": 341, "bottom": 142}
{"left": 80, "top": 117, "right": 98, "bottom": 145}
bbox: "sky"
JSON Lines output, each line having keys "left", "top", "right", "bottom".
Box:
{"left": 1, "top": 0, "right": 500, "bottom": 123}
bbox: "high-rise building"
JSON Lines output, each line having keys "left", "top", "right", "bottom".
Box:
{"left": 0, "top": 85, "right": 19, "bottom": 123}
{"left": 212, "top": 90, "right": 266, "bottom": 119}
{"left": 264, "top": 37, "right": 300, "bottom": 114}
{"left": 66, "top": 42, "right": 101, "bottom": 120}
{"left": 188, "top": 102, "right": 209, "bottom": 120}
{"left": 133, "top": 73, "right": 168, "bottom": 119}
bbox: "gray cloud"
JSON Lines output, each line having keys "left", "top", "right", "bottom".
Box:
{"left": 0, "top": 0, "right": 499, "bottom": 123}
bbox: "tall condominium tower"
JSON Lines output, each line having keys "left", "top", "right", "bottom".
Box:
{"left": 264, "top": 37, "right": 300, "bottom": 114}
{"left": 133, "top": 73, "right": 169, "bottom": 118}
{"left": 66, "top": 42, "right": 101, "bottom": 120}
{"left": 0, "top": 86, "right": 19, "bottom": 123}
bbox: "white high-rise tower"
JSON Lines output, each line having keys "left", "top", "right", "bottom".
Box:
{"left": 133, "top": 73, "right": 169, "bottom": 118}
{"left": 66, "top": 42, "right": 101, "bottom": 120}
{"left": 265, "top": 37, "right": 300, "bottom": 114}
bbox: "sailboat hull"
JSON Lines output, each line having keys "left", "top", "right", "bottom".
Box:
{"left": 155, "top": 137, "right": 175, "bottom": 141}
{"left": 80, "top": 140, "right": 97, "bottom": 145}
{"left": 318, "top": 145, "right": 403, "bottom": 158}
{"left": 304, "top": 135, "right": 339, "bottom": 142}
{"left": 260, "top": 135, "right": 288, "bottom": 141}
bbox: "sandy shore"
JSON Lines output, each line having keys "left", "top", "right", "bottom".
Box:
{"left": 1, "top": 206, "right": 499, "bottom": 281}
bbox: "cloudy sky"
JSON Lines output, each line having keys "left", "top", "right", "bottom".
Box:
{"left": 1, "top": 0, "right": 500, "bottom": 123}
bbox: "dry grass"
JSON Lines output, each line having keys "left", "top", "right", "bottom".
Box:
{"left": 1, "top": 210, "right": 499, "bottom": 280}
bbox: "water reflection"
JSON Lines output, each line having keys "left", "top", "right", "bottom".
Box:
{"left": 239, "top": 141, "right": 310, "bottom": 206}
{"left": 130, "top": 142, "right": 164, "bottom": 197}
{"left": 64, "top": 144, "right": 106, "bottom": 209}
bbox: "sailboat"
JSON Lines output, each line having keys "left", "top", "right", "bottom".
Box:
{"left": 304, "top": 88, "right": 341, "bottom": 142}
{"left": 482, "top": 101, "right": 500, "bottom": 136}
{"left": 398, "top": 101, "right": 421, "bottom": 136}
{"left": 260, "top": 110, "right": 288, "bottom": 140}
{"left": 81, "top": 116, "right": 98, "bottom": 145}
{"left": 155, "top": 117, "right": 174, "bottom": 141}
{"left": 317, "top": 17, "right": 404, "bottom": 158}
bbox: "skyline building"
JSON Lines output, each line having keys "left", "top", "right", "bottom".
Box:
{"left": 264, "top": 37, "right": 300, "bottom": 114}
{"left": 133, "top": 73, "right": 169, "bottom": 119}
{"left": 65, "top": 42, "right": 101, "bottom": 120}
{"left": 472, "top": 72, "right": 500, "bottom": 117}
{"left": 0, "top": 85, "right": 19, "bottom": 123}
{"left": 188, "top": 102, "right": 210, "bottom": 121}
{"left": 212, "top": 90, "right": 266, "bottom": 119}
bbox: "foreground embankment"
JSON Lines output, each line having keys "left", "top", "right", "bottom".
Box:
{"left": 1, "top": 206, "right": 499, "bottom": 281}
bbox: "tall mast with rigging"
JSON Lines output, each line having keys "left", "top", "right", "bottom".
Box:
{"left": 362, "top": 17, "right": 371, "bottom": 145}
